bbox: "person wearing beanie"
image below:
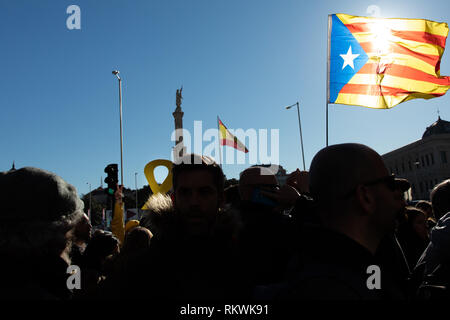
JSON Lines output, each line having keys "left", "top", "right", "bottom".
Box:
{"left": 0, "top": 167, "right": 85, "bottom": 300}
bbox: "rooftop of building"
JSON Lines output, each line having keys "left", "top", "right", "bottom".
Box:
{"left": 422, "top": 116, "right": 450, "bottom": 139}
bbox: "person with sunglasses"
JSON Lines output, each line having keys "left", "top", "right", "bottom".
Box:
{"left": 277, "top": 143, "right": 408, "bottom": 300}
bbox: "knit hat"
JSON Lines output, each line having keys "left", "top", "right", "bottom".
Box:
{"left": 0, "top": 167, "right": 84, "bottom": 223}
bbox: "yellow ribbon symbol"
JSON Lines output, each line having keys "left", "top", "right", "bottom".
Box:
{"left": 142, "top": 159, "right": 173, "bottom": 209}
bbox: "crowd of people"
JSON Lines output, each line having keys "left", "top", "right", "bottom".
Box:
{"left": 1, "top": 143, "right": 450, "bottom": 301}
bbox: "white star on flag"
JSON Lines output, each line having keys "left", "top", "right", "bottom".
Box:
{"left": 340, "top": 46, "right": 360, "bottom": 70}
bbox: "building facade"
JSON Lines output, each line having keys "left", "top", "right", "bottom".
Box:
{"left": 382, "top": 117, "right": 450, "bottom": 200}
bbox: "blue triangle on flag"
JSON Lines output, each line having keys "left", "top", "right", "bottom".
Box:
{"left": 329, "top": 14, "right": 369, "bottom": 103}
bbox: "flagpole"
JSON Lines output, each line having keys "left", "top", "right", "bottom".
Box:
{"left": 326, "top": 14, "right": 332, "bottom": 147}
{"left": 217, "top": 116, "right": 223, "bottom": 169}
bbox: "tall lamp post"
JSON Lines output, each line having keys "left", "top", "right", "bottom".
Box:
{"left": 112, "top": 70, "right": 124, "bottom": 186}
{"left": 86, "top": 182, "right": 92, "bottom": 220}
{"left": 414, "top": 161, "right": 420, "bottom": 200}
{"left": 135, "top": 172, "right": 139, "bottom": 219}
{"left": 285, "top": 101, "right": 306, "bottom": 171}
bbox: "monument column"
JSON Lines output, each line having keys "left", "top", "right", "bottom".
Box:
{"left": 173, "top": 87, "right": 185, "bottom": 161}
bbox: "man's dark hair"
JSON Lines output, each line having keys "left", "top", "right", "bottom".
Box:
{"left": 416, "top": 200, "right": 432, "bottom": 211}
{"left": 431, "top": 179, "right": 450, "bottom": 220}
{"left": 83, "top": 230, "right": 119, "bottom": 270}
{"left": 404, "top": 206, "right": 426, "bottom": 226}
{"left": 172, "top": 154, "right": 225, "bottom": 195}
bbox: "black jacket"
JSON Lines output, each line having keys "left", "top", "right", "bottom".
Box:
{"left": 274, "top": 224, "right": 403, "bottom": 300}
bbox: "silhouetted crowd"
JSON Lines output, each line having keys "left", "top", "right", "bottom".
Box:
{"left": 1, "top": 143, "right": 450, "bottom": 301}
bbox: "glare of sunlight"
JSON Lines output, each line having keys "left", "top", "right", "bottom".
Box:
{"left": 369, "top": 20, "right": 392, "bottom": 55}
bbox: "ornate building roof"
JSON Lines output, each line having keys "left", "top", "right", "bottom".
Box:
{"left": 422, "top": 117, "right": 450, "bottom": 139}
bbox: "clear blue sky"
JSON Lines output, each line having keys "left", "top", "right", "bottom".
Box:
{"left": 1, "top": 0, "right": 449, "bottom": 197}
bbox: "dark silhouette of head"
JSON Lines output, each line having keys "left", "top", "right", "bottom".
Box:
{"left": 404, "top": 206, "right": 428, "bottom": 241}
{"left": 415, "top": 200, "right": 433, "bottom": 220}
{"left": 172, "top": 154, "right": 225, "bottom": 237}
{"left": 309, "top": 143, "right": 406, "bottom": 254}
{"left": 83, "top": 230, "right": 120, "bottom": 272}
{"left": 0, "top": 167, "right": 85, "bottom": 263}
{"left": 430, "top": 179, "right": 450, "bottom": 220}
{"left": 121, "top": 226, "right": 153, "bottom": 255}
{"left": 0, "top": 167, "right": 85, "bottom": 299}
{"left": 239, "top": 166, "right": 278, "bottom": 203}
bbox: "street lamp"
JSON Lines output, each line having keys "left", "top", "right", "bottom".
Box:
{"left": 112, "top": 70, "right": 124, "bottom": 186}
{"left": 285, "top": 101, "right": 306, "bottom": 171}
{"left": 135, "top": 172, "right": 139, "bottom": 219}
{"left": 414, "top": 161, "right": 420, "bottom": 199}
{"left": 86, "top": 182, "right": 92, "bottom": 219}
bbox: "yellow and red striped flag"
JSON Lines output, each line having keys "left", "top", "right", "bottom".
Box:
{"left": 218, "top": 118, "right": 249, "bottom": 153}
{"left": 328, "top": 13, "right": 450, "bottom": 109}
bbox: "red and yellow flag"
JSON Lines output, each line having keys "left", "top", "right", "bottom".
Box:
{"left": 218, "top": 118, "right": 249, "bottom": 153}
{"left": 328, "top": 13, "right": 450, "bottom": 109}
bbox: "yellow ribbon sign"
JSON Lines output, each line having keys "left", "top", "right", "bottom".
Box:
{"left": 142, "top": 159, "right": 173, "bottom": 209}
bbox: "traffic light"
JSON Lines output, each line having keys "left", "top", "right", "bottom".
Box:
{"left": 104, "top": 164, "right": 118, "bottom": 195}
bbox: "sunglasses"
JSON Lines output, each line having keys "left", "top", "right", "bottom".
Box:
{"left": 341, "top": 175, "right": 397, "bottom": 199}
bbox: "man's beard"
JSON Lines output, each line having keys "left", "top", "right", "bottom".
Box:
{"left": 179, "top": 208, "right": 215, "bottom": 238}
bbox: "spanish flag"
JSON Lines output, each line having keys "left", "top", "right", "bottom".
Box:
{"left": 328, "top": 14, "right": 450, "bottom": 109}
{"left": 218, "top": 118, "right": 249, "bottom": 153}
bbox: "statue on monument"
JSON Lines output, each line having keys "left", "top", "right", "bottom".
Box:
{"left": 176, "top": 86, "right": 183, "bottom": 110}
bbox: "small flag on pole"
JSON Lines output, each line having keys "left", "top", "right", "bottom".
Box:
{"left": 328, "top": 13, "right": 450, "bottom": 109}
{"left": 218, "top": 118, "right": 249, "bottom": 153}
{"left": 102, "top": 208, "right": 105, "bottom": 221}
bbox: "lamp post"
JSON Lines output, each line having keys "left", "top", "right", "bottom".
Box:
{"left": 414, "top": 161, "right": 420, "bottom": 199}
{"left": 112, "top": 70, "right": 124, "bottom": 186}
{"left": 86, "top": 182, "right": 92, "bottom": 219}
{"left": 285, "top": 101, "right": 306, "bottom": 171}
{"left": 135, "top": 172, "right": 139, "bottom": 219}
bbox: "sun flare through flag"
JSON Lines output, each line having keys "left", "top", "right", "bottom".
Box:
{"left": 218, "top": 118, "right": 249, "bottom": 153}
{"left": 328, "top": 13, "right": 450, "bottom": 109}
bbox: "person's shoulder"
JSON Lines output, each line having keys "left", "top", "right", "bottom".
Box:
{"left": 437, "top": 212, "right": 450, "bottom": 225}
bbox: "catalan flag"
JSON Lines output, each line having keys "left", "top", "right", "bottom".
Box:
{"left": 328, "top": 13, "right": 450, "bottom": 109}
{"left": 218, "top": 118, "right": 249, "bottom": 153}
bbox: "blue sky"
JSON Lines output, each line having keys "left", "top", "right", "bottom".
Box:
{"left": 1, "top": 0, "right": 449, "bottom": 197}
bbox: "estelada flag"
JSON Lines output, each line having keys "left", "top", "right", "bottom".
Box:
{"left": 218, "top": 118, "right": 249, "bottom": 153}
{"left": 328, "top": 13, "right": 450, "bottom": 109}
